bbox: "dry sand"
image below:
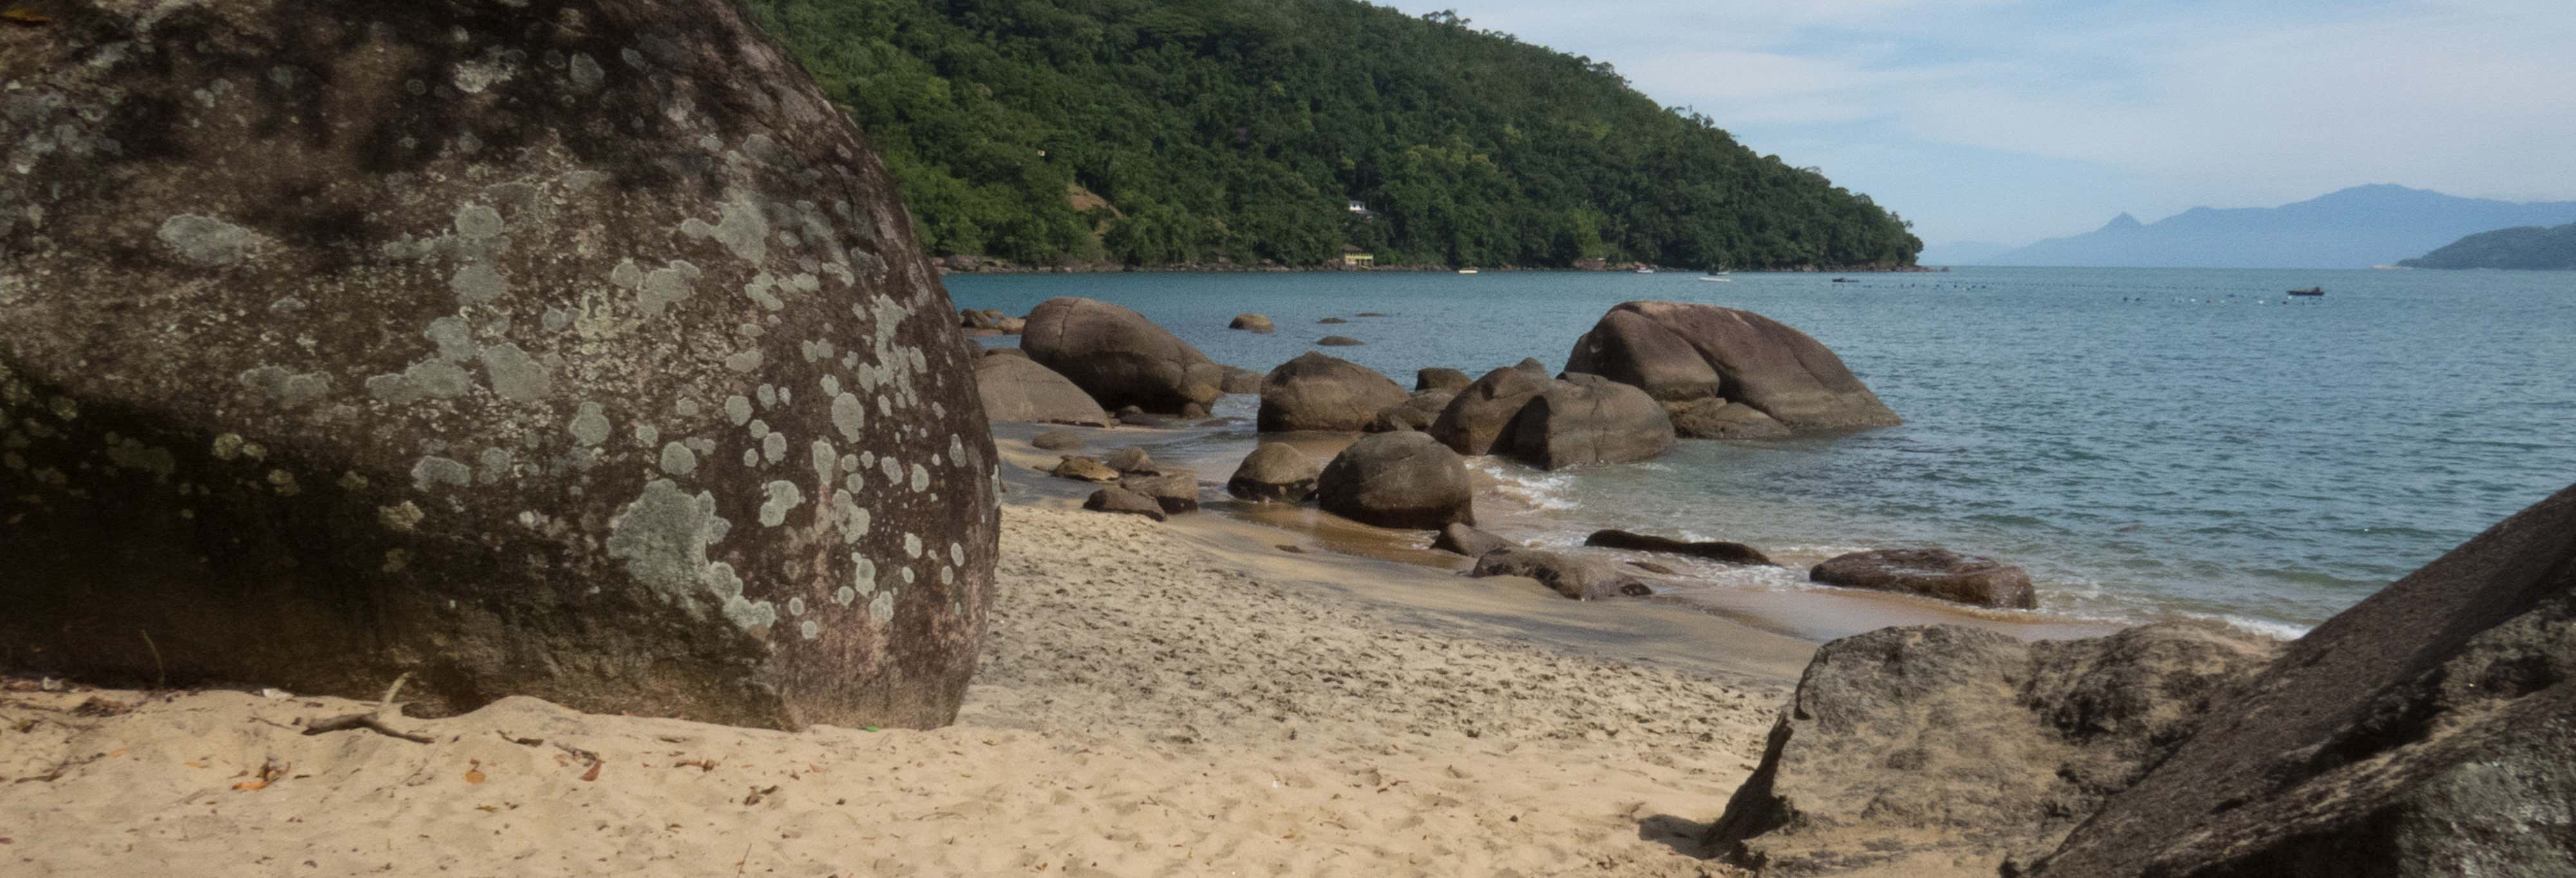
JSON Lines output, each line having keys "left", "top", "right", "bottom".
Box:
{"left": 3, "top": 502, "right": 1795, "bottom": 877}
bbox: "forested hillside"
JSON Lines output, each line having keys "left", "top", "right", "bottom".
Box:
{"left": 744, "top": 0, "right": 1921, "bottom": 269}
{"left": 2400, "top": 223, "right": 2576, "bottom": 270}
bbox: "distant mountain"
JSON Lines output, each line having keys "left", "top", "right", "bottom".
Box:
{"left": 1918, "top": 240, "right": 2015, "bottom": 265}
{"left": 1985, "top": 185, "right": 2576, "bottom": 269}
{"left": 2400, "top": 222, "right": 2576, "bottom": 270}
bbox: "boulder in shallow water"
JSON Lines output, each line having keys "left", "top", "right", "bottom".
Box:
{"left": 1669, "top": 398, "right": 1793, "bottom": 440}
{"left": 1470, "top": 548, "right": 1651, "bottom": 600}
{"left": 1022, "top": 297, "right": 1218, "bottom": 414}
{"left": 0, "top": 0, "right": 996, "bottom": 730}
{"left": 1258, "top": 352, "right": 1409, "bottom": 433}
{"left": 1707, "top": 623, "right": 2280, "bottom": 875}
{"left": 974, "top": 354, "right": 1112, "bottom": 426}
{"left": 1427, "top": 366, "right": 1552, "bottom": 456}
{"left": 1315, "top": 432, "right": 1475, "bottom": 530}
{"left": 1810, "top": 548, "right": 2036, "bottom": 609}
{"left": 1416, "top": 368, "right": 1472, "bottom": 392}
{"left": 1505, "top": 374, "right": 1675, "bottom": 470}
{"left": 1316, "top": 335, "right": 1365, "bottom": 347}
{"left": 1585, "top": 530, "right": 1775, "bottom": 566}
{"left": 1566, "top": 301, "right": 1899, "bottom": 432}
{"left": 1432, "top": 523, "right": 1511, "bottom": 558}
{"left": 1226, "top": 444, "right": 1325, "bottom": 502}
{"left": 1083, "top": 486, "right": 1167, "bottom": 522}
{"left": 1318, "top": 316, "right": 1349, "bottom": 325}
{"left": 1229, "top": 314, "right": 1275, "bottom": 334}
{"left": 1367, "top": 389, "right": 1456, "bottom": 433}
{"left": 1118, "top": 468, "right": 1200, "bottom": 515}
{"left": 2028, "top": 481, "right": 2576, "bottom": 878}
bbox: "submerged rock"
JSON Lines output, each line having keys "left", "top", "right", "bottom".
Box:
{"left": 1258, "top": 352, "right": 1408, "bottom": 433}
{"left": 1810, "top": 548, "right": 2037, "bottom": 609}
{"left": 1470, "top": 548, "right": 1651, "bottom": 600}
{"left": 1316, "top": 335, "right": 1365, "bottom": 347}
{"left": 1585, "top": 530, "right": 1775, "bottom": 566}
{"left": 1226, "top": 444, "right": 1325, "bottom": 502}
{"left": 0, "top": 0, "right": 997, "bottom": 730}
{"left": 1315, "top": 432, "right": 1475, "bottom": 530}
{"left": 1022, "top": 297, "right": 1218, "bottom": 414}
{"left": 1707, "top": 623, "right": 2280, "bottom": 875}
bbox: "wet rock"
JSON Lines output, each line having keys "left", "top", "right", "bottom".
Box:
{"left": 1668, "top": 398, "right": 1793, "bottom": 440}
{"left": 2029, "top": 481, "right": 2576, "bottom": 878}
{"left": 1316, "top": 336, "right": 1365, "bottom": 347}
{"left": 1022, "top": 297, "right": 1218, "bottom": 414}
{"left": 1049, "top": 456, "right": 1121, "bottom": 483}
{"left": 1416, "top": 368, "right": 1472, "bottom": 392}
{"left": 1628, "top": 559, "right": 1677, "bottom": 575}
{"left": 1315, "top": 432, "right": 1475, "bottom": 530}
{"left": 0, "top": 0, "right": 997, "bottom": 731}
{"left": 1432, "top": 523, "right": 1511, "bottom": 557}
{"left": 1083, "top": 486, "right": 1167, "bottom": 522}
{"left": 1119, "top": 467, "right": 1200, "bottom": 515}
{"left": 1226, "top": 444, "right": 1324, "bottom": 502}
{"left": 1229, "top": 314, "right": 1275, "bottom": 334}
{"left": 0, "top": 0, "right": 999, "bottom": 731}
{"left": 1566, "top": 301, "right": 1900, "bottom": 431}
{"left": 1103, "top": 447, "right": 1156, "bottom": 474}
{"left": 1505, "top": 374, "right": 1675, "bottom": 470}
{"left": 1707, "top": 624, "right": 2280, "bottom": 875}
{"left": 1585, "top": 530, "right": 1775, "bottom": 566}
{"left": 973, "top": 354, "right": 1112, "bottom": 426}
{"left": 1810, "top": 548, "right": 2037, "bottom": 609}
{"left": 1427, "top": 366, "right": 1552, "bottom": 457}
{"left": 1470, "top": 548, "right": 1652, "bottom": 600}
{"left": 1318, "top": 317, "right": 1349, "bottom": 325}
{"left": 1257, "top": 352, "right": 1409, "bottom": 433}
{"left": 1367, "top": 390, "right": 1457, "bottom": 433}
{"left": 1030, "top": 430, "right": 1085, "bottom": 451}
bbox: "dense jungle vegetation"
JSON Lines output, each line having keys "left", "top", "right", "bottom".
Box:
{"left": 746, "top": 0, "right": 1923, "bottom": 269}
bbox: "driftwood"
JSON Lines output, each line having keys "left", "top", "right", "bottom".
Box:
{"left": 301, "top": 673, "right": 435, "bottom": 744}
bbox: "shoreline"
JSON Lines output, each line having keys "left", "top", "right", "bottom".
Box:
{"left": 936, "top": 260, "right": 1947, "bottom": 276}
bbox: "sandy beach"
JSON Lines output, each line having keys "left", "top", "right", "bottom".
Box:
{"left": 3, "top": 481, "right": 1812, "bottom": 877}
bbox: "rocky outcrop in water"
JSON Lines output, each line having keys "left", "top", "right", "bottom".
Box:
{"left": 1315, "top": 432, "right": 1475, "bottom": 530}
{"left": 1226, "top": 444, "right": 1324, "bottom": 502}
{"left": 1566, "top": 302, "right": 1899, "bottom": 432}
{"left": 1258, "top": 352, "right": 1409, "bottom": 433}
{"left": 1811, "top": 548, "right": 2036, "bottom": 609}
{"left": 1316, "top": 335, "right": 1365, "bottom": 347}
{"left": 1022, "top": 297, "right": 1218, "bottom": 414}
{"left": 1707, "top": 624, "right": 2280, "bottom": 875}
{"left": 1505, "top": 374, "right": 1675, "bottom": 470}
{"left": 1416, "top": 368, "right": 1472, "bottom": 392}
{"left": 1470, "top": 548, "right": 1651, "bottom": 600}
{"left": 1368, "top": 390, "right": 1456, "bottom": 433}
{"left": 974, "top": 354, "right": 1112, "bottom": 426}
{"left": 1584, "top": 530, "right": 1775, "bottom": 566}
{"left": 1117, "top": 468, "right": 1200, "bottom": 515}
{"left": 1228, "top": 313, "right": 1274, "bottom": 334}
{"left": 0, "top": 0, "right": 997, "bottom": 730}
{"left": 2027, "top": 481, "right": 2576, "bottom": 878}
{"left": 1428, "top": 366, "right": 1551, "bottom": 456}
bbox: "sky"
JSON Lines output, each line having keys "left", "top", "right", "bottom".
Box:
{"left": 1379, "top": 0, "right": 2576, "bottom": 253}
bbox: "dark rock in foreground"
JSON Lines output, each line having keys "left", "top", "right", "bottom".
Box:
{"left": 1470, "top": 548, "right": 1651, "bottom": 600}
{"left": 2029, "top": 481, "right": 2576, "bottom": 878}
{"left": 1315, "top": 432, "right": 1475, "bottom": 530}
{"left": 1226, "top": 444, "right": 1324, "bottom": 502}
{"left": 1585, "top": 530, "right": 1775, "bottom": 566}
{"left": 1258, "top": 352, "right": 1408, "bottom": 433}
{"left": 1810, "top": 548, "right": 2036, "bottom": 609}
{"left": 1506, "top": 374, "right": 1674, "bottom": 470}
{"left": 1707, "top": 624, "right": 2279, "bottom": 875}
{"left": 0, "top": 0, "right": 996, "bottom": 730}
{"left": 1023, "top": 297, "right": 1218, "bottom": 414}
{"left": 1567, "top": 301, "right": 1899, "bottom": 432}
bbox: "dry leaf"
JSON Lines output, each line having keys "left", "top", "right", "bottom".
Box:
{"left": 579, "top": 759, "right": 601, "bottom": 782}
{"left": 107, "top": 748, "right": 128, "bottom": 758}
{"left": 232, "top": 780, "right": 269, "bottom": 791}
{"left": 185, "top": 759, "right": 209, "bottom": 768}
{"left": 475, "top": 805, "right": 499, "bottom": 813}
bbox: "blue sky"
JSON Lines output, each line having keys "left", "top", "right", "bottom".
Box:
{"left": 1380, "top": 0, "right": 2576, "bottom": 252}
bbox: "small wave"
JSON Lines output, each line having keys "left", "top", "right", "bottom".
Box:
{"left": 2214, "top": 615, "right": 2313, "bottom": 640}
{"left": 1470, "top": 459, "right": 1582, "bottom": 511}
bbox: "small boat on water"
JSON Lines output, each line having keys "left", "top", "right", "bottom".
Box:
{"left": 2287, "top": 287, "right": 2325, "bottom": 296}
{"left": 1456, "top": 268, "right": 1479, "bottom": 275}
{"left": 1698, "top": 276, "right": 1732, "bottom": 283}
{"left": 1634, "top": 265, "right": 1656, "bottom": 274}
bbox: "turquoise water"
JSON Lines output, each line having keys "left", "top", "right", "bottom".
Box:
{"left": 949, "top": 267, "right": 2576, "bottom": 634}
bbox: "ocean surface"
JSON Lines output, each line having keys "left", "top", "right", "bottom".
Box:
{"left": 949, "top": 267, "right": 2576, "bottom": 636}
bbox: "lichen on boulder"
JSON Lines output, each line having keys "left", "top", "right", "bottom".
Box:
{"left": 0, "top": 0, "right": 999, "bottom": 730}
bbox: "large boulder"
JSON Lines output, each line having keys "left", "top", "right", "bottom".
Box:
{"left": 972, "top": 354, "right": 1112, "bottom": 426}
{"left": 1470, "top": 548, "right": 1651, "bottom": 600}
{"left": 1585, "top": 530, "right": 1775, "bottom": 566}
{"left": 1811, "top": 548, "right": 2037, "bottom": 609}
{"left": 1257, "top": 352, "right": 1409, "bottom": 433}
{"left": 1228, "top": 313, "right": 1274, "bottom": 334}
{"left": 1426, "top": 366, "right": 1552, "bottom": 456}
{"left": 2029, "top": 482, "right": 2576, "bottom": 878}
{"left": 1082, "top": 486, "right": 1166, "bottom": 522}
{"left": 1367, "top": 389, "right": 1456, "bottom": 433}
{"left": 1505, "top": 374, "right": 1676, "bottom": 470}
{"left": 1226, "top": 444, "right": 1324, "bottom": 502}
{"left": 0, "top": 0, "right": 996, "bottom": 730}
{"left": 1566, "top": 301, "right": 1899, "bottom": 431}
{"left": 1118, "top": 467, "right": 1200, "bottom": 515}
{"left": 1669, "top": 398, "right": 1793, "bottom": 440}
{"left": 1314, "top": 432, "right": 1475, "bottom": 530}
{"left": 1021, "top": 297, "right": 1218, "bottom": 414}
{"left": 1707, "top": 624, "right": 2280, "bottom": 875}
{"left": 1416, "top": 367, "right": 1472, "bottom": 392}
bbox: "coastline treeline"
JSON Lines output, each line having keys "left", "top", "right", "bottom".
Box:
{"left": 745, "top": 0, "right": 1924, "bottom": 270}
{"left": 2400, "top": 222, "right": 2576, "bottom": 270}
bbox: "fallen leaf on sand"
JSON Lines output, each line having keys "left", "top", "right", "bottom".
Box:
{"left": 232, "top": 780, "right": 269, "bottom": 791}
{"left": 580, "top": 760, "right": 601, "bottom": 782}
{"left": 464, "top": 759, "right": 486, "bottom": 785}
{"left": 185, "top": 759, "right": 208, "bottom": 768}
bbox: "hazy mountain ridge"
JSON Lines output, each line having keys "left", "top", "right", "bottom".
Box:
{"left": 1975, "top": 185, "right": 2576, "bottom": 269}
